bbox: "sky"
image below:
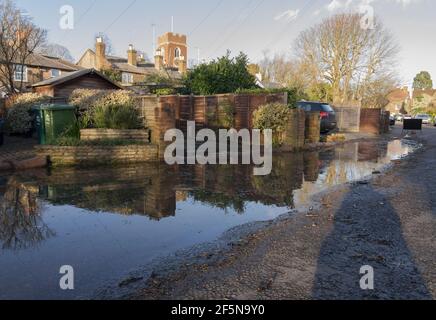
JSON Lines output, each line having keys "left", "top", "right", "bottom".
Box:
{"left": 13, "top": 0, "right": 436, "bottom": 88}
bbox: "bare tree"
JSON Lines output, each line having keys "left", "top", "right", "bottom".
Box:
{"left": 38, "top": 43, "right": 74, "bottom": 62}
{"left": 0, "top": 0, "right": 46, "bottom": 95}
{"left": 294, "top": 13, "right": 399, "bottom": 106}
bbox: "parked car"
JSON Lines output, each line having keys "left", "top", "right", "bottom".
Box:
{"left": 403, "top": 115, "right": 413, "bottom": 120}
{"left": 297, "top": 101, "right": 337, "bottom": 133}
{"left": 389, "top": 116, "right": 396, "bottom": 126}
{"left": 415, "top": 114, "right": 431, "bottom": 124}
{"left": 395, "top": 114, "right": 404, "bottom": 122}
{"left": 0, "top": 117, "right": 4, "bottom": 146}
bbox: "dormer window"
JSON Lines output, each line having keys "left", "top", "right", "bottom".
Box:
{"left": 13, "top": 65, "right": 28, "bottom": 82}
{"left": 51, "top": 69, "right": 61, "bottom": 78}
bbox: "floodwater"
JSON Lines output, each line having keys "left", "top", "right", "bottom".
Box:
{"left": 0, "top": 139, "right": 417, "bottom": 299}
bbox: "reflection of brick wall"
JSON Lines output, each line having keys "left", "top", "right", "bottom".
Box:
{"left": 35, "top": 145, "right": 159, "bottom": 166}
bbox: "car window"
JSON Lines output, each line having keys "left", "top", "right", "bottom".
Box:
{"left": 321, "top": 104, "right": 334, "bottom": 112}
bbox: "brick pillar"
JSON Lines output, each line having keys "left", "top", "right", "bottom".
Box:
{"left": 281, "top": 109, "right": 306, "bottom": 151}
{"left": 152, "top": 96, "right": 178, "bottom": 160}
{"left": 305, "top": 112, "right": 321, "bottom": 144}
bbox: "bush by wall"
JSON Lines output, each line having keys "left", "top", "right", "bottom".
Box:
{"left": 6, "top": 93, "right": 49, "bottom": 134}
{"left": 252, "top": 103, "right": 292, "bottom": 146}
{"left": 69, "top": 89, "right": 143, "bottom": 130}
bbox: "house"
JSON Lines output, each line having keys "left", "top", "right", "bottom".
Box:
{"left": 385, "top": 87, "right": 410, "bottom": 114}
{"left": 0, "top": 52, "right": 80, "bottom": 96}
{"left": 411, "top": 88, "right": 436, "bottom": 113}
{"left": 32, "top": 68, "right": 123, "bottom": 98}
{"left": 77, "top": 32, "right": 188, "bottom": 87}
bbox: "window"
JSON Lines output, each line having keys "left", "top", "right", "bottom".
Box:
{"left": 122, "top": 72, "right": 134, "bottom": 84}
{"left": 175, "top": 47, "right": 181, "bottom": 58}
{"left": 51, "top": 69, "right": 61, "bottom": 78}
{"left": 13, "top": 65, "right": 28, "bottom": 82}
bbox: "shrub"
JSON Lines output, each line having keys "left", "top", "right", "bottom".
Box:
{"left": 252, "top": 103, "right": 291, "bottom": 146}
{"left": 155, "top": 88, "right": 176, "bottom": 96}
{"left": 184, "top": 51, "right": 257, "bottom": 95}
{"left": 69, "top": 89, "right": 143, "bottom": 129}
{"left": 6, "top": 93, "right": 49, "bottom": 134}
{"left": 92, "top": 103, "right": 143, "bottom": 129}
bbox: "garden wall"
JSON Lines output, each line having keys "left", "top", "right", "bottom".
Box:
{"left": 35, "top": 144, "right": 159, "bottom": 166}
{"left": 136, "top": 93, "right": 305, "bottom": 155}
{"left": 360, "top": 109, "right": 390, "bottom": 134}
{"left": 80, "top": 129, "right": 150, "bottom": 142}
{"left": 333, "top": 105, "right": 361, "bottom": 133}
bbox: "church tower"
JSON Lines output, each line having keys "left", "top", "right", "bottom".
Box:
{"left": 157, "top": 32, "right": 188, "bottom": 68}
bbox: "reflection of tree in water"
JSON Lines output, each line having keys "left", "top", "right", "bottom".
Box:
{"left": 0, "top": 181, "right": 55, "bottom": 250}
{"left": 189, "top": 189, "right": 246, "bottom": 214}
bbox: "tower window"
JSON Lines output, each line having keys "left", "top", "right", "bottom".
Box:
{"left": 175, "top": 47, "right": 181, "bottom": 58}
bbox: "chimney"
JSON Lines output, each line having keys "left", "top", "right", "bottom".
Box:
{"left": 154, "top": 49, "right": 164, "bottom": 70}
{"left": 177, "top": 56, "right": 187, "bottom": 75}
{"left": 127, "top": 44, "right": 137, "bottom": 66}
{"left": 95, "top": 37, "right": 107, "bottom": 71}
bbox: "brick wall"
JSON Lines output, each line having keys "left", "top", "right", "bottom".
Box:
{"left": 360, "top": 108, "right": 390, "bottom": 134}
{"left": 35, "top": 144, "right": 159, "bottom": 166}
{"left": 80, "top": 129, "right": 150, "bottom": 142}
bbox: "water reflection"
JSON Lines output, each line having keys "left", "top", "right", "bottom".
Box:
{"left": 0, "top": 140, "right": 415, "bottom": 248}
{"left": 0, "top": 178, "right": 54, "bottom": 250}
{"left": 0, "top": 139, "right": 417, "bottom": 298}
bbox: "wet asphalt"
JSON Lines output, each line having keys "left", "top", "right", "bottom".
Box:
{"left": 132, "top": 125, "right": 436, "bottom": 300}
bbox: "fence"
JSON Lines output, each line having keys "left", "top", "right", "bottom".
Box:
{"left": 136, "top": 93, "right": 308, "bottom": 157}
{"left": 333, "top": 105, "right": 361, "bottom": 133}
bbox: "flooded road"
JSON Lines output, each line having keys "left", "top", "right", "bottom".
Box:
{"left": 0, "top": 139, "right": 417, "bottom": 299}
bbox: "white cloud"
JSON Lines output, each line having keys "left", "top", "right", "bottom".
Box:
{"left": 274, "top": 9, "right": 300, "bottom": 21}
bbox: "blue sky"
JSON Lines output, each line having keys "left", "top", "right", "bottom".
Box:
{"left": 14, "top": 0, "right": 436, "bottom": 88}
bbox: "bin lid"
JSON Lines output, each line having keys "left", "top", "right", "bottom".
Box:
{"left": 32, "top": 104, "right": 75, "bottom": 111}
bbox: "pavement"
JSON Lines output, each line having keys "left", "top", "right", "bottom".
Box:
{"left": 133, "top": 125, "right": 436, "bottom": 300}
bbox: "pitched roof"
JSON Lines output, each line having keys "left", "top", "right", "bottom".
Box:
{"left": 412, "top": 89, "right": 436, "bottom": 99}
{"left": 21, "top": 52, "right": 79, "bottom": 71}
{"left": 31, "top": 68, "right": 123, "bottom": 89}
{"left": 387, "top": 88, "right": 409, "bottom": 102}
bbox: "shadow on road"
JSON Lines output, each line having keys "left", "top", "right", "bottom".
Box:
{"left": 312, "top": 184, "right": 432, "bottom": 300}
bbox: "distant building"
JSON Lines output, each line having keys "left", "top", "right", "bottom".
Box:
{"left": 157, "top": 32, "right": 188, "bottom": 70}
{"left": 411, "top": 88, "right": 436, "bottom": 113}
{"left": 385, "top": 87, "right": 410, "bottom": 114}
{"left": 0, "top": 52, "right": 80, "bottom": 96}
{"left": 77, "top": 32, "right": 188, "bottom": 87}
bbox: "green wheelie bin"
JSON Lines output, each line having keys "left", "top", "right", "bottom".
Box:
{"left": 32, "top": 104, "right": 76, "bottom": 145}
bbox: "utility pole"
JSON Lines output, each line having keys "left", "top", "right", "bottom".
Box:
{"left": 152, "top": 23, "right": 156, "bottom": 53}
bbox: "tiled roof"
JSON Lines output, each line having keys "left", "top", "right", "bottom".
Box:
{"left": 19, "top": 52, "right": 79, "bottom": 71}
{"left": 412, "top": 89, "right": 436, "bottom": 99}
{"left": 31, "top": 68, "right": 123, "bottom": 89}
